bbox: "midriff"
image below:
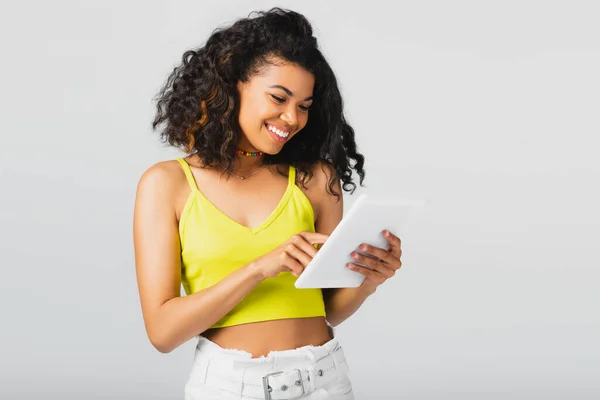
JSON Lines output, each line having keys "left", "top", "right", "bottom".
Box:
{"left": 202, "top": 316, "right": 333, "bottom": 358}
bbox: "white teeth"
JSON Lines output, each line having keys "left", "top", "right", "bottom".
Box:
{"left": 267, "top": 124, "right": 290, "bottom": 138}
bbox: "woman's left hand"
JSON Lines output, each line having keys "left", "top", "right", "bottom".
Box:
{"left": 346, "top": 229, "right": 402, "bottom": 294}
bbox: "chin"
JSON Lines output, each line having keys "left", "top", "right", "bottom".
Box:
{"left": 257, "top": 138, "right": 285, "bottom": 156}
{"left": 261, "top": 147, "right": 281, "bottom": 156}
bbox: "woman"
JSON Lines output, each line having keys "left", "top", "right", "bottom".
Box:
{"left": 133, "top": 8, "right": 403, "bottom": 399}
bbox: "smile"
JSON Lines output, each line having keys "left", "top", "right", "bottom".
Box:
{"left": 265, "top": 123, "right": 291, "bottom": 139}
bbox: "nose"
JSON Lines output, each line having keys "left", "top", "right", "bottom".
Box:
{"left": 280, "top": 105, "right": 298, "bottom": 128}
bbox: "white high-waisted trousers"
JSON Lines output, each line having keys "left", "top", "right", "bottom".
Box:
{"left": 184, "top": 335, "right": 354, "bottom": 399}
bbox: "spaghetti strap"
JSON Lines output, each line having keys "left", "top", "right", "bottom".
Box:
{"left": 176, "top": 158, "right": 199, "bottom": 192}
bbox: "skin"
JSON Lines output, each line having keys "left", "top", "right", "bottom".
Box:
{"left": 133, "top": 57, "right": 403, "bottom": 357}
{"left": 234, "top": 58, "right": 315, "bottom": 172}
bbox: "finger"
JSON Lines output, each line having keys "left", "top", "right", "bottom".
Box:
{"left": 357, "top": 244, "right": 402, "bottom": 270}
{"left": 282, "top": 252, "right": 305, "bottom": 277}
{"left": 346, "top": 263, "right": 387, "bottom": 284}
{"left": 382, "top": 230, "right": 402, "bottom": 258}
{"left": 291, "top": 234, "right": 321, "bottom": 258}
{"left": 301, "top": 231, "right": 330, "bottom": 245}
{"left": 350, "top": 252, "right": 395, "bottom": 278}
{"left": 299, "top": 232, "right": 330, "bottom": 255}
{"left": 285, "top": 243, "right": 313, "bottom": 267}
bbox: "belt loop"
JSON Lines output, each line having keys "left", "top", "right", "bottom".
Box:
{"left": 332, "top": 351, "right": 345, "bottom": 383}
{"left": 201, "top": 356, "right": 211, "bottom": 385}
{"left": 238, "top": 367, "right": 247, "bottom": 396}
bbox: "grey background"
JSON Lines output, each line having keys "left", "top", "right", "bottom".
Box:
{"left": 1, "top": 0, "right": 599, "bottom": 399}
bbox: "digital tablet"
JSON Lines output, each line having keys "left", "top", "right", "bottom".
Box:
{"left": 294, "top": 193, "right": 426, "bottom": 289}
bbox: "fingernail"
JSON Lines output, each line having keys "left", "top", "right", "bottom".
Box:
{"left": 385, "top": 230, "right": 390, "bottom": 236}
{"left": 361, "top": 245, "right": 368, "bottom": 251}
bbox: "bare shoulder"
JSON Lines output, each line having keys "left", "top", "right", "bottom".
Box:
{"left": 137, "top": 159, "right": 185, "bottom": 188}
{"left": 138, "top": 160, "right": 185, "bottom": 194}
{"left": 311, "top": 160, "right": 342, "bottom": 203}
{"left": 305, "top": 161, "right": 343, "bottom": 235}
{"left": 135, "top": 159, "right": 189, "bottom": 219}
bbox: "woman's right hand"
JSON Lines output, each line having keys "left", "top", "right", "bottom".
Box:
{"left": 252, "top": 231, "right": 330, "bottom": 279}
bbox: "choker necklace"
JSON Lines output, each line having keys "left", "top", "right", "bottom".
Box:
{"left": 235, "top": 148, "right": 264, "bottom": 157}
{"left": 226, "top": 147, "right": 265, "bottom": 179}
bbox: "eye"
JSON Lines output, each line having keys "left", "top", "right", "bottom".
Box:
{"left": 299, "top": 105, "right": 311, "bottom": 112}
{"left": 270, "top": 94, "right": 285, "bottom": 103}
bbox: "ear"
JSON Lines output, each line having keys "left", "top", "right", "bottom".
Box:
{"left": 236, "top": 80, "right": 246, "bottom": 93}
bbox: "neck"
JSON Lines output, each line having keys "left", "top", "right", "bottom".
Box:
{"left": 231, "top": 142, "right": 265, "bottom": 175}
{"left": 232, "top": 154, "right": 264, "bottom": 173}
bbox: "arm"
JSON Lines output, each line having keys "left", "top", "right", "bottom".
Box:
{"left": 313, "top": 163, "right": 375, "bottom": 327}
{"left": 133, "top": 163, "right": 265, "bottom": 354}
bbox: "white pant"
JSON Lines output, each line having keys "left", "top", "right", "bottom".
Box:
{"left": 184, "top": 335, "right": 355, "bottom": 399}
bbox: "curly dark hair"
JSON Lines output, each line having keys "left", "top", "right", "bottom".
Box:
{"left": 152, "top": 7, "right": 365, "bottom": 198}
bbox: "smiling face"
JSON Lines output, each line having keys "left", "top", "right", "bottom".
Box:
{"left": 236, "top": 58, "right": 315, "bottom": 154}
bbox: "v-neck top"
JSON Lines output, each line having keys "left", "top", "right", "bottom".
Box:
{"left": 175, "top": 158, "right": 326, "bottom": 328}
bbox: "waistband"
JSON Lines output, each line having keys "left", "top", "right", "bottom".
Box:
{"left": 187, "top": 336, "right": 350, "bottom": 399}
{"left": 194, "top": 335, "right": 341, "bottom": 370}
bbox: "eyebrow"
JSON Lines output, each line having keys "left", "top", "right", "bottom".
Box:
{"left": 269, "top": 85, "right": 313, "bottom": 101}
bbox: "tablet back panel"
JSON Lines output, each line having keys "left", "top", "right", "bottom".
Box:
{"left": 294, "top": 193, "right": 425, "bottom": 288}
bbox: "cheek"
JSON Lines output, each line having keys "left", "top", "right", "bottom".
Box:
{"left": 298, "top": 112, "right": 309, "bottom": 129}
{"left": 238, "top": 100, "right": 264, "bottom": 129}
{"left": 242, "top": 100, "right": 276, "bottom": 124}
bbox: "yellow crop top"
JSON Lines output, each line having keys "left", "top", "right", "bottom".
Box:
{"left": 175, "top": 158, "right": 326, "bottom": 328}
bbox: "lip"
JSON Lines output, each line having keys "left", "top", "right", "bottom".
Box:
{"left": 265, "top": 123, "right": 291, "bottom": 143}
{"left": 265, "top": 122, "right": 292, "bottom": 134}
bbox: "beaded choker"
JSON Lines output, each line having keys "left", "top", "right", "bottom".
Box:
{"left": 235, "top": 148, "right": 264, "bottom": 157}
